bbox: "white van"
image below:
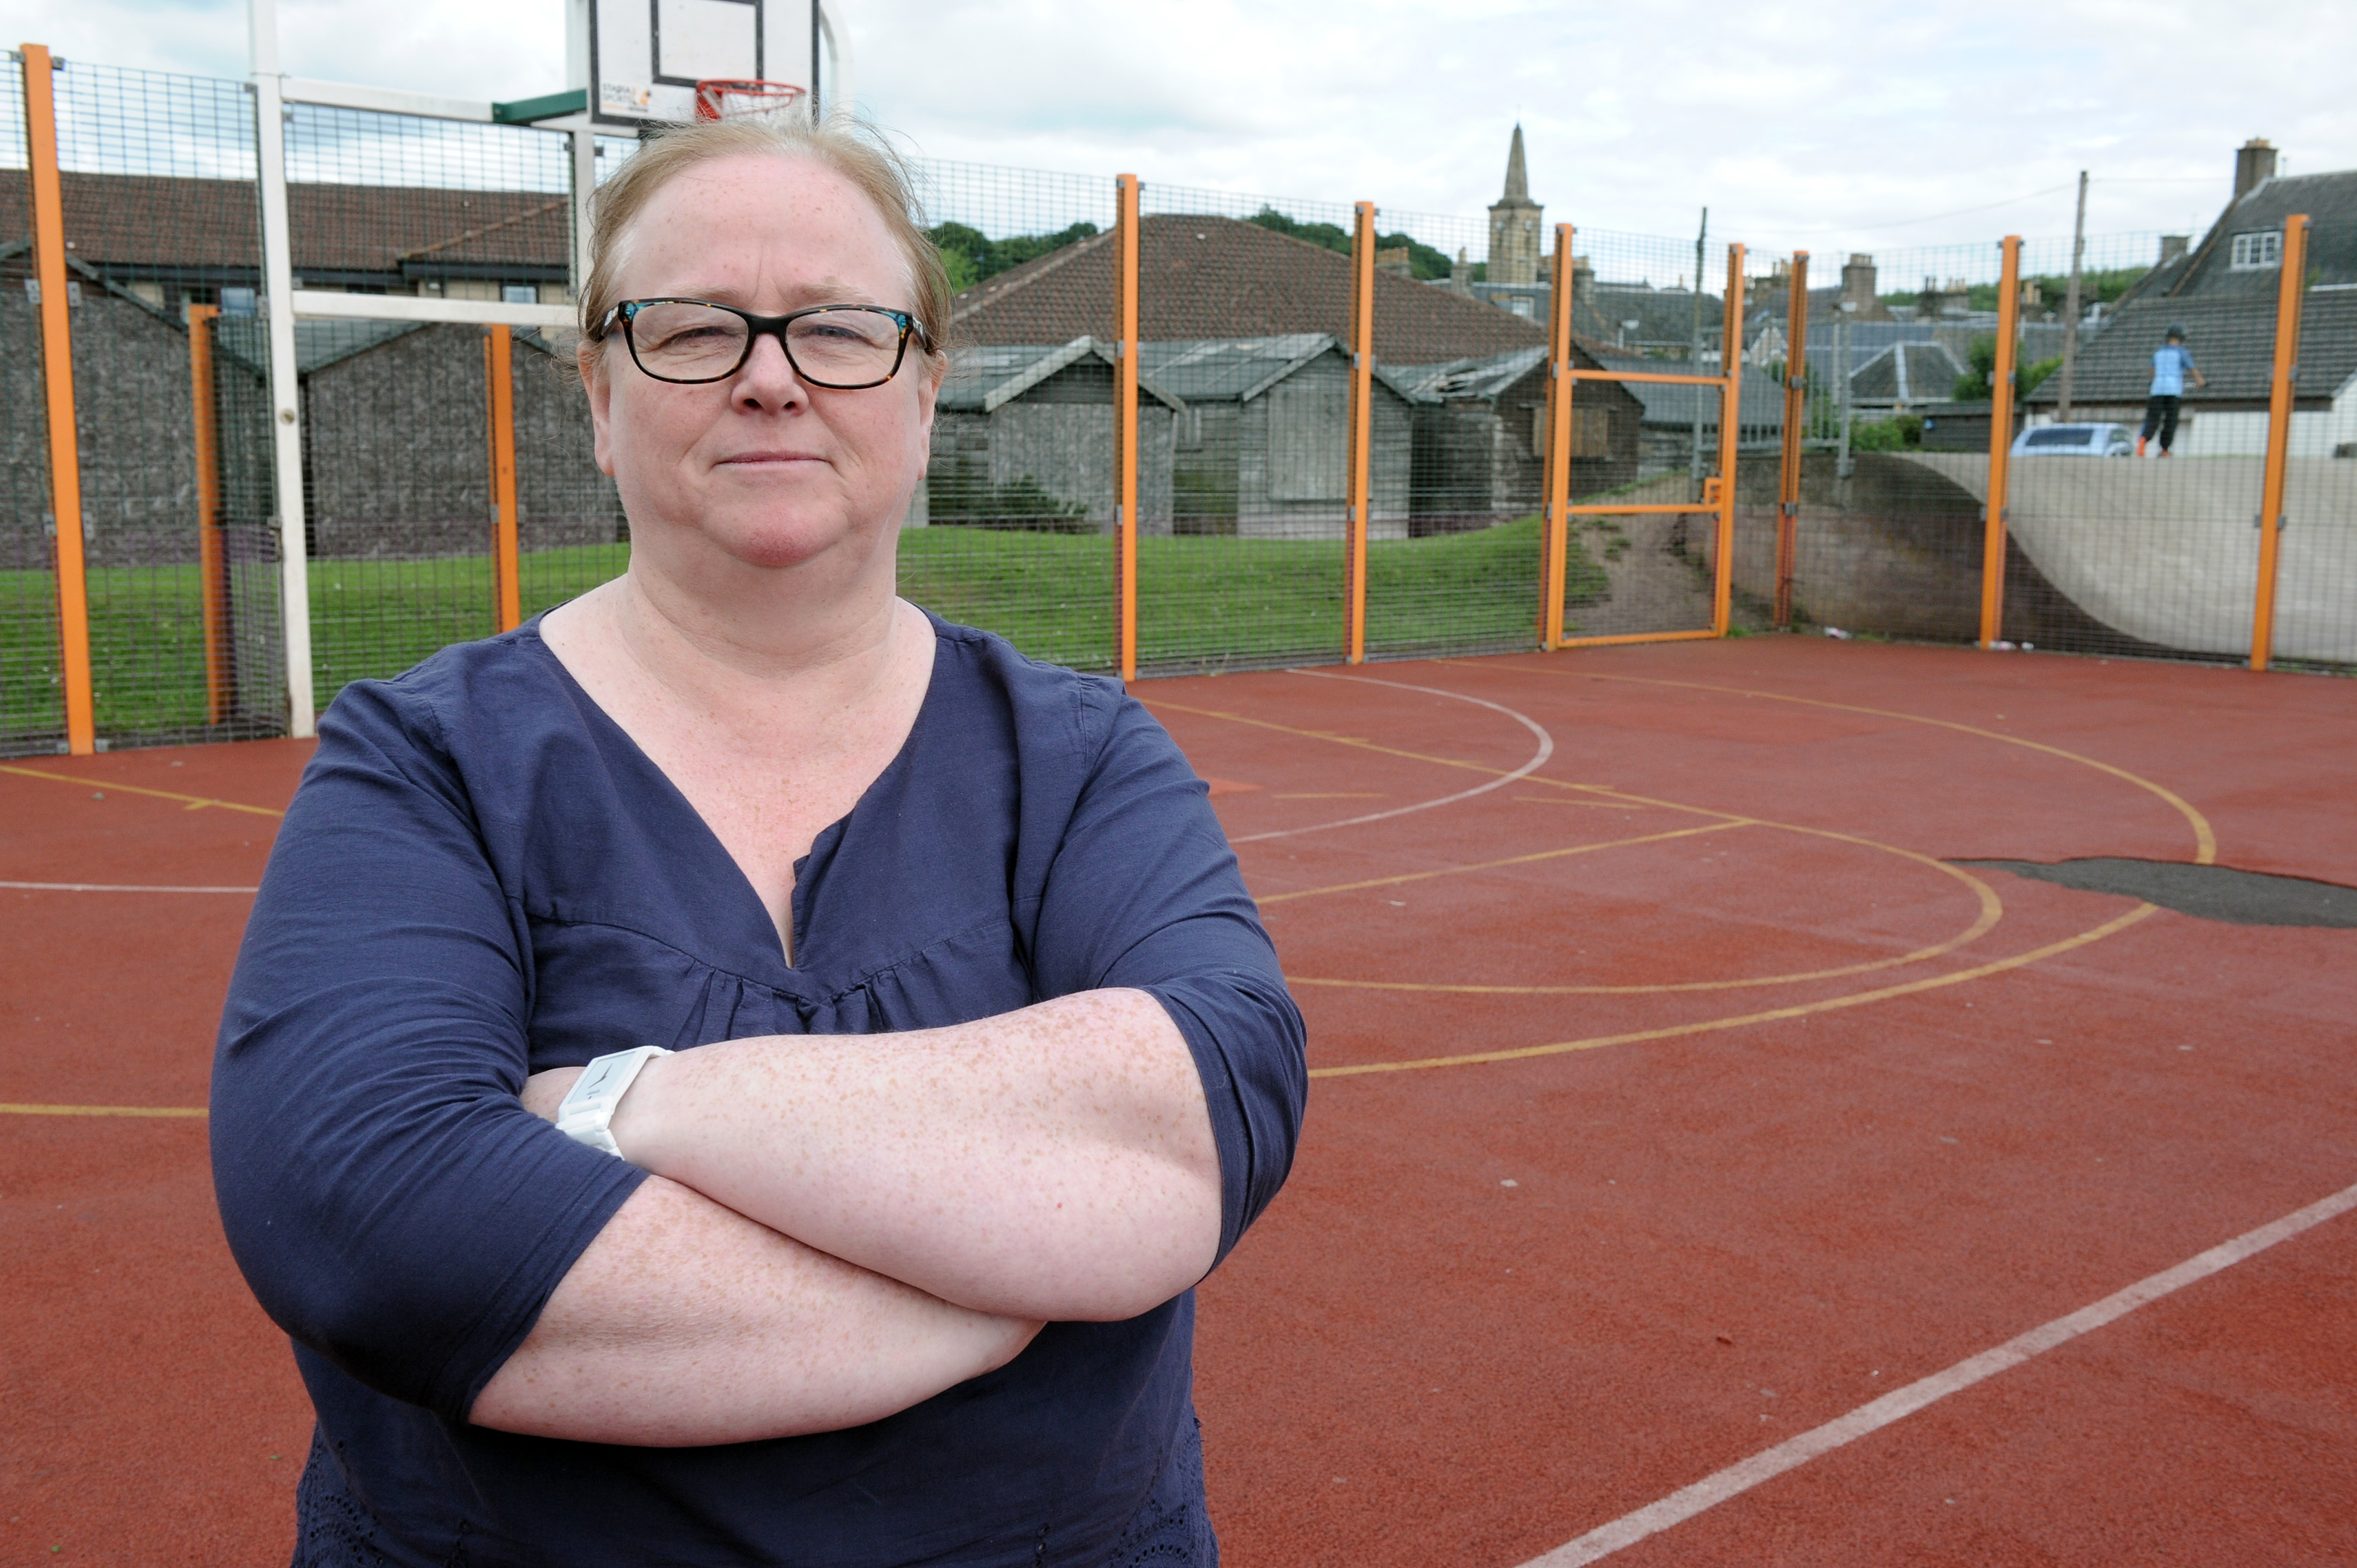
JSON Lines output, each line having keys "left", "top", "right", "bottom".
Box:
{"left": 2013, "top": 422, "right": 2134, "bottom": 457}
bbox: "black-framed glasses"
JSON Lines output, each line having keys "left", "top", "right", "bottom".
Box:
{"left": 602, "top": 299, "right": 927, "bottom": 388}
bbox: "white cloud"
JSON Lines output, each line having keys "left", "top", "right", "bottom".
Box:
{"left": 3, "top": 0, "right": 2350, "bottom": 266}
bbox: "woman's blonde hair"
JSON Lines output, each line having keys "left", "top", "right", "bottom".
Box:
{"left": 575, "top": 115, "right": 951, "bottom": 380}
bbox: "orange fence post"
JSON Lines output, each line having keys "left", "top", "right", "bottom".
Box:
{"left": 487, "top": 324, "right": 521, "bottom": 632}
{"left": 1978, "top": 235, "right": 2023, "bottom": 648}
{"left": 23, "top": 44, "right": 94, "bottom": 755}
{"left": 1774, "top": 252, "right": 1810, "bottom": 629}
{"left": 1114, "top": 173, "right": 1140, "bottom": 682}
{"left": 1539, "top": 223, "right": 1576, "bottom": 651}
{"left": 2251, "top": 213, "right": 2309, "bottom": 673}
{"left": 186, "top": 303, "right": 231, "bottom": 724}
{"left": 1344, "top": 200, "right": 1376, "bottom": 665}
{"left": 1711, "top": 242, "right": 1746, "bottom": 637}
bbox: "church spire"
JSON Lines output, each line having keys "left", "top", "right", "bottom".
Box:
{"left": 1502, "top": 123, "right": 1529, "bottom": 203}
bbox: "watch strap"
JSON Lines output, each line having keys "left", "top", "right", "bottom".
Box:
{"left": 553, "top": 1045, "right": 672, "bottom": 1158}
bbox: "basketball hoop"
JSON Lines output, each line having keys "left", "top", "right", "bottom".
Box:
{"left": 694, "top": 79, "right": 808, "bottom": 124}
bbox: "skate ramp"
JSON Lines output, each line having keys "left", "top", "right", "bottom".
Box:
{"left": 1897, "top": 454, "right": 2356, "bottom": 664}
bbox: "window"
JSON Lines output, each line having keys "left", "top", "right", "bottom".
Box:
{"left": 503, "top": 284, "right": 540, "bottom": 304}
{"left": 2230, "top": 230, "right": 2281, "bottom": 270}
{"left": 1531, "top": 404, "right": 1610, "bottom": 459}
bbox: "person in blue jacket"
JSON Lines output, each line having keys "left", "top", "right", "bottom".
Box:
{"left": 2138, "top": 324, "right": 2205, "bottom": 456}
{"left": 210, "top": 113, "right": 1307, "bottom": 1568}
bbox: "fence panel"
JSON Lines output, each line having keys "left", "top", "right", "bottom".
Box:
{"left": 0, "top": 59, "right": 66, "bottom": 754}
{"left": 33, "top": 61, "right": 285, "bottom": 747}
{"left": 1729, "top": 233, "right": 2318, "bottom": 663}
{"left": 1123, "top": 181, "right": 1366, "bottom": 675}
{"left": 2278, "top": 267, "right": 2357, "bottom": 670}
{"left": 1564, "top": 228, "right": 1753, "bottom": 642}
{"left": 911, "top": 160, "right": 1118, "bottom": 672}
{"left": 1356, "top": 205, "right": 1547, "bottom": 661}
{"left": 281, "top": 100, "right": 600, "bottom": 705}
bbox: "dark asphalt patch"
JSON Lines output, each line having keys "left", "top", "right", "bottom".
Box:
{"left": 1953, "top": 858, "right": 2357, "bottom": 928}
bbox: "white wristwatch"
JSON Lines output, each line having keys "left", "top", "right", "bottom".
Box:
{"left": 553, "top": 1046, "right": 672, "bottom": 1158}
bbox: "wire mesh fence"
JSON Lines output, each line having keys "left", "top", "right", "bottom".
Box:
{"left": 1559, "top": 227, "right": 1751, "bottom": 642}
{"left": 0, "top": 62, "right": 64, "bottom": 753}
{"left": 1, "top": 59, "right": 285, "bottom": 751}
{"left": 285, "top": 100, "right": 607, "bottom": 702}
{"left": 909, "top": 159, "right": 1119, "bottom": 671}
{"left": 1724, "top": 230, "right": 2350, "bottom": 670}
{"left": 5, "top": 52, "right": 2351, "bottom": 761}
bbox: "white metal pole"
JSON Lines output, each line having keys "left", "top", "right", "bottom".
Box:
{"left": 817, "top": 1, "right": 853, "bottom": 119}
{"left": 570, "top": 128, "right": 595, "bottom": 300}
{"left": 250, "top": 0, "right": 316, "bottom": 736}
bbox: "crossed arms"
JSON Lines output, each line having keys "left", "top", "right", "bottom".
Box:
{"left": 472, "top": 988, "right": 1221, "bottom": 1446}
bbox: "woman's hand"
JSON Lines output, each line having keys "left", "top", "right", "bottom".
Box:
{"left": 521, "top": 1066, "right": 585, "bottom": 1122}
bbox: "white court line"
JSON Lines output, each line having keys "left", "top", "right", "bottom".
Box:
{"left": 1226, "top": 671, "right": 1555, "bottom": 844}
{"left": 1518, "top": 1176, "right": 2357, "bottom": 1567}
{"left": 1, "top": 881, "right": 259, "bottom": 894}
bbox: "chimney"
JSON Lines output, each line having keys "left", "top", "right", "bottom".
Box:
{"left": 2234, "top": 138, "right": 2277, "bottom": 199}
{"left": 1841, "top": 253, "right": 1878, "bottom": 309}
{"left": 2158, "top": 234, "right": 2190, "bottom": 265}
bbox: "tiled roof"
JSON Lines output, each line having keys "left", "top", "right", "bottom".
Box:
{"left": 2152, "top": 170, "right": 2357, "bottom": 303}
{"left": 0, "top": 171, "right": 567, "bottom": 275}
{"left": 1850, "top": 340, "right": 1966, "bottom": 404}
{"left": 950, "top": 213, "right": 1550, "bottom": 363}
{"left": 2024, "top": 289, "right": 2357, "bottom": 405}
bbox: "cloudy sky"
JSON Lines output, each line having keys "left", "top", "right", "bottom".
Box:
{"left": 8, "top": 0, "right": 2350, "bottom": 266}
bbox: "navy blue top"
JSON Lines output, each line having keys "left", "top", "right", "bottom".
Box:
{"left": 210, "top": 614, "right": 1307, "bottom": 1568}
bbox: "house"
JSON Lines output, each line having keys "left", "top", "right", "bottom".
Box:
{"left": 927, "top": 338, "right": 1182, "bottom": 533}
{"left": 1136, "top": 334, "right": 1420, "bottom": 539}
{"left": 1387, "top": 344, "right": 1644, "bottom": 530}
{"left": 2024, "top": 139, "right": 2357, "bottom": 455}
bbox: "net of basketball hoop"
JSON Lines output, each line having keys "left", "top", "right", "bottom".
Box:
{"left": 695, "top": 79, "right": 809, "bottom": 124}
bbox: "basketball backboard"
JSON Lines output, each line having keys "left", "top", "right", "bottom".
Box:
{"left": 572, "top": 0, "right": 816, "bottom": 128}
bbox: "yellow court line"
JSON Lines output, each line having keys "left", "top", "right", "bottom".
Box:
{"left": 1144, "top": 699, "right": 1513, "bottom": 782}
{"left": 1447, "top": 662, "right": 2218, "bottom": 865}
{"left": 1258, "top": 820, "right": 1753, "bottom": 906}
{"left": 1286, "top": 806, "right": 2007, "bottom": 995}
{"left": 1513, "top": 796, "right": 1648, "bottom": 808}
{"left": 1, "top": 1103, "right": 208, "bottom": 1118}
{"left": 1308, "top": 903, "right": 2160, "bottom": 1078}
{"left": 0, "top": 764, "right": 285, "bottom": 819}
{"left": 1273, "top": 792, "right": 1389, "bottom": 800}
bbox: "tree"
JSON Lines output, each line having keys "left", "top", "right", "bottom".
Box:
{"left": 1953, "top": 338, "right": 2064, "bottom": 401}
{"left": 1245, "top": 208, "right": 1456, "bottom": 281}
{"left": 928, "top": 220, "right": 1102, "bottom": 295}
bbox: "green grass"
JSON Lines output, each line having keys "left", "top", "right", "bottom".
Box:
{"left": 2, "top": 522, "right": 1611, "bottom": 743}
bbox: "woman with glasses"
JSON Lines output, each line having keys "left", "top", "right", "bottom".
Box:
{"left": 211, "top": 115, "right": 1306, "bottom": 1568}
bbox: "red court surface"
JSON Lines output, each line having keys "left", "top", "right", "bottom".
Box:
{"left": 5, "top": 636, "right": 2353, "bottom": 1566}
